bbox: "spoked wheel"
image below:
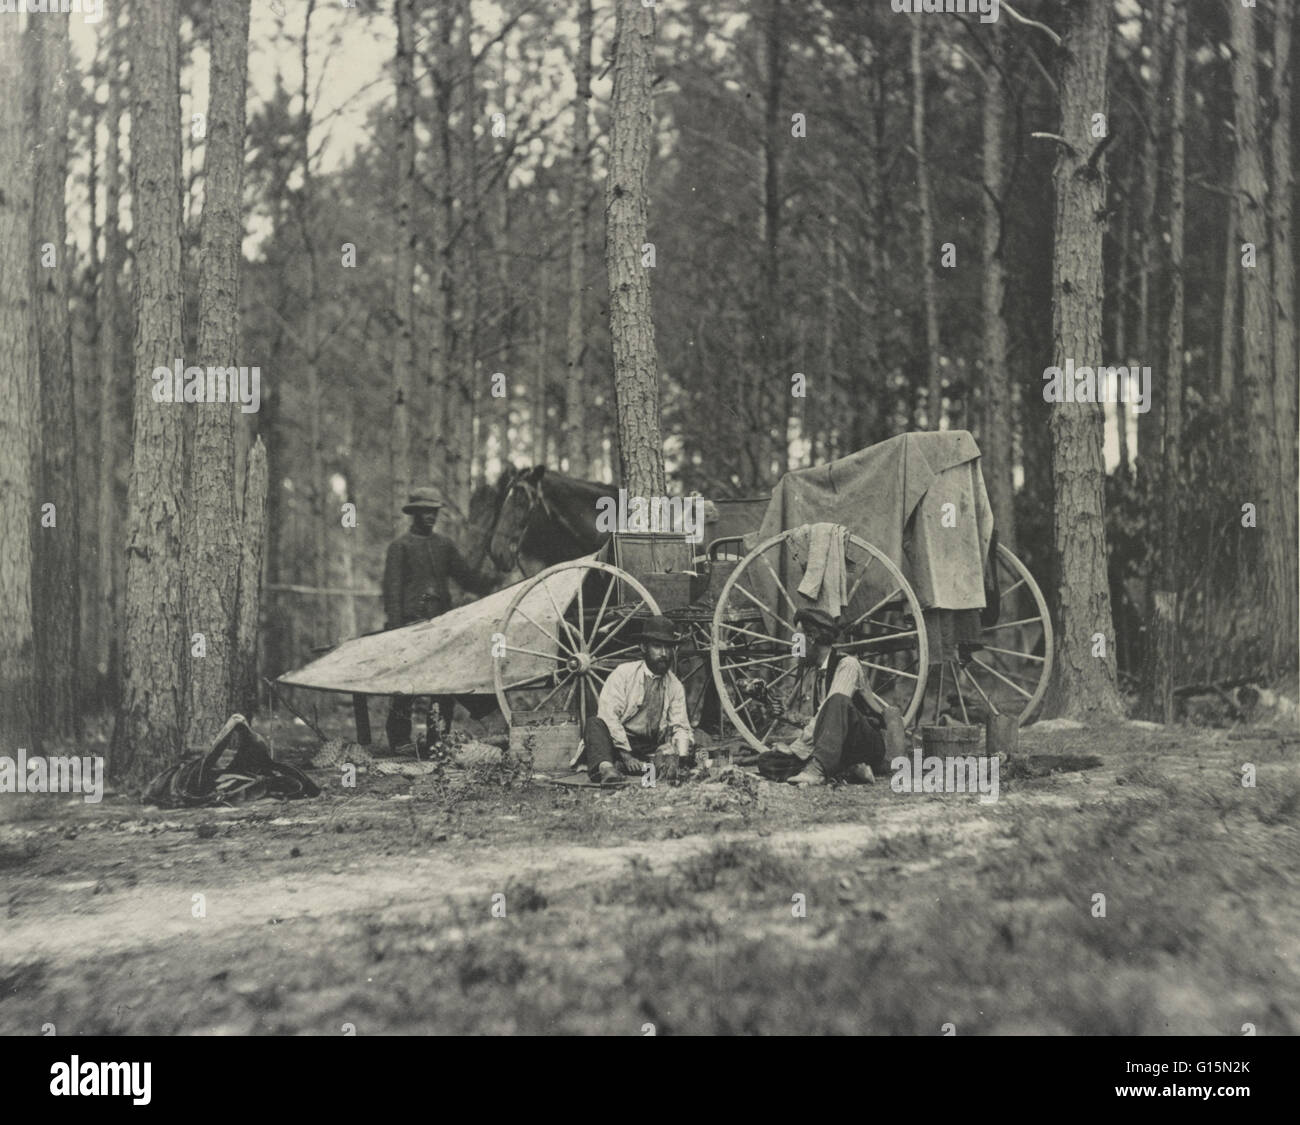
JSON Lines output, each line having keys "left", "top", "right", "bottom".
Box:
{"left": 493, "top": 559, "right": 662, "bottom": 730}
{"left": 709, "top": 528, "right": 930, "bottom": 754}
{"left": 919, "top": 543, "right": 1053, "bottom": 727}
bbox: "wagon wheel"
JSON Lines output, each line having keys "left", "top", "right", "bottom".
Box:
{"left": 919, "top": 543, "right": 1053, "bottom": 727}
{"left": 709, "top": 529, "right": 930, "bottom": 755}
{"left": 493, "top": 559, "right": 662, "bottom": 730}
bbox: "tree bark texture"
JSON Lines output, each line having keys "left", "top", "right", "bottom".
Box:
{"left": 1230, "top": 0, "right": 1297, "bottom": 674}
{"left": 563, "top": 0, "right": 594, "bottom": 476}
{"left": 235, "top": 437, "right": 268, "bottom": 716}
{"left": 980, "top": 29, "right": 1016, "bottom": 550}
{"left": 0, "top": 15, "right": 37, "bottom": 759}
{"left": 185, "top": 0, "right": 250, "bottom": 749}
{"left": 96, "top": 6, "right": 127, "bottom": 702}
{"left": 1266, "top": 0, "right": 1299, "bottom": 669}
{"left": 392, "top": 0, "right": 417, "bottom": 535}
{"left": 911, "top": 22, "right": 941, "bottom": 428}
{"left": 1135, "top": 0, "right": 1166, "bottom": 470}
{"left": 1142, "top": 0, "right": 1186, "bottom": 722}
{"left": 606, "top": 0, "right": 666, "bottom": 499}
{"left": 29, "top": 16, "right": 81, "bottom": 740}
{"left": 113, "top": 0, "right": 188, "bottom": 783}
{"left": 760, "top": 0, "right": 784, "bottom": 479}
{"left": 1042, "top": 0, "right": 1124, "bottom": 720}
{"left": 459, "top": 0, "right": 481, "bottom": 504}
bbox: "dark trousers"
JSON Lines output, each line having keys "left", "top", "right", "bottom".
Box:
{"left": 811, "top": 694, "right": 887, "bottom": 777}
{"left": 583, "top": 716, "right": 657, "bottom": 780}
{"left": 386, "top": 694, "right": 458, "bottom": 750}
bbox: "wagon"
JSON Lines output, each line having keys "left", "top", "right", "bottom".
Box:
{"left": 492, "top": 431, "right": 1052, "bottom": 758}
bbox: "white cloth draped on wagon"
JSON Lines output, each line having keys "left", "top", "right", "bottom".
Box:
{"left": 277, "top": 553, "right": 598, "bottom": 696}
{"left": 751, "top": 431, "right": 994, "bottom": 660}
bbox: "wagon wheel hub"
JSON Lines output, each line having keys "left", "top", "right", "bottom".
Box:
{"left": 566, "top": 651, "right": 595, "bottom": 675}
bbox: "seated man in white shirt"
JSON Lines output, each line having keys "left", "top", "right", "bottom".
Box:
{"left": 583, "top": 615, "right": 694, "bottom": 783}
{"left": 777, "top": 607, "right": 889, "bottom": 786}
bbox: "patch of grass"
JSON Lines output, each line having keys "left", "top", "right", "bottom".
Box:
{"left": 0, "top": 960, "right": 48, "bottom": 1002}
{"left": 675, "top": 842, "right": 805, "bottom": 894}
{"left": 1254, "top": 775, "right": 1300, "bottom": 826}
{"left": 0, "top": 838, "right": 40, "bottom": 870}
{"left": 503, "top": 877, "right": 548, "bottom": 913}
{"left": 453, "top": 940, "right": 529, "bottom": 991}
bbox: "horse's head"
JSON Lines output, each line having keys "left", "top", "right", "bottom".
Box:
{"left": 462, "top": 478, "right": 504, "bottom": 570}
{"left": 489, "top": 465, "right": 546, "bottom": 572}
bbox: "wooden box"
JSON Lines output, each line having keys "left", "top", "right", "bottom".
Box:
{"left": 640, "top": 571, "right": 695, "bottom": 612}
{"left": 509, "top": 718, "right": 582, "bottom": 772}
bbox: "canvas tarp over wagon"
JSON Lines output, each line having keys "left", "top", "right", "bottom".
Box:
{"left": 276, "top": 554, "right": 600, "bottom": 741}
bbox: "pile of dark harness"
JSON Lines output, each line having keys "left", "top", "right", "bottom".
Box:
{"left": 143, "top": 715, "right": 320, "bottom": 808}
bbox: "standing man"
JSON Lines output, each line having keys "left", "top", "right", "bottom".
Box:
{"left": 774, "top": 607, "right": 890, "bottom": 786}
{"left": 383, "top": 487, "right": 494, "bottom": 752}
{"left": 583, "top": 616, "right": 693, "bottom": 783}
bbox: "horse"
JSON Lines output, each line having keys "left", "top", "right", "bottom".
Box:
{"left": 486, "top": 465, "right": 618, "bottom": 575}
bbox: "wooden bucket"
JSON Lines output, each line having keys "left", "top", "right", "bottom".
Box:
{"left": 920, "top": 723, "right": 984, "bottom": 757}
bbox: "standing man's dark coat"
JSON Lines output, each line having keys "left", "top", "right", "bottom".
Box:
{"left": 382, "top": 527, "right": 485, "bottom": 629}
{"left": 382, "top": 487, "right": 493, "bottom": 750}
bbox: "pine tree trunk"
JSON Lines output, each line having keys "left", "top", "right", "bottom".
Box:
{"left": 1231, "top": 0, "right": 1298, "bottom": 674}
{"left": 1267, "top": 0, "right": 1299, "bottom": 669}
{"left": 563, "top": 0, "right": 594, "bottom": 476}
{"left": 1042, "top": 0, "right": 1124, "bottom": 720}
{"left": 425, "top": 12, "right": 455, "bottom": 499}
{"left": 1113, "top": 195, "right": 1132, "bottom": 476}
{"left": 606, "top": 0, "right": 665, "bottom": 499}
{"left": 760, "top": 0, "right": 784, "bottom": 480}
{"left": 297, "top": 0, "right": 327, "bottom": 640}
{"left": 493, "top": 132, "right": 511, "bottom": 477}
{"left": 459, "top": 0, "right": 480, "bottom": 505}
{"left": 29, "top": 15, "right": 81, "bottom": 741}
{"left": 82, "top": 34, "right": 103, "bottom": 707}
{"left": 1135, "top": 0, "right": 1166, "bottom": 471}
{"left": 533, "top": 295, "right": 548, "bottom": 465}
{"left": 980, "top": 33, "right": 1016, "bottom": 550}
{"left": 113, "top": 0, "right": 188, "bottom": 783}
{"left": 819, "top": 224, "right": 836, "bottom": 469}
{"left": 1142, "top": 0, "right": 1186, "bottom": 722}
{"left": 0, "top": 15, "right": 37, "bottom": 760}
{"left": 235, "top": 437, "right": 268, "bottom": 716}
{"left": 1270, "top": 0, "right": 1296, "bottom": 448}
{"left": 96, "top": 7, "right": 126, "bottom": 704}
{"left": 911, "top": 22, "right": 941, "bottom": 428}
{"left": 335, "top": 410, "right": 358, "bottom": 640}
{"left": 184, "top": 0, "right": 249, "bottom": 748}
{"left": 392, "top": 0, "right": 416, "bottom": 536}
{"left": 1219, "top": 188, "right": 1239, "bottom": 404}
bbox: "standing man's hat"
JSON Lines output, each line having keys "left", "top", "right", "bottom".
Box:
{"left": 402, "top": 487, "right": 445, "bottom": 514}
{"left": 794, "top": 606, "right": 840, "bottom": 634}
{"left": 640, "top": 615, "right": 683, "bottom": 645}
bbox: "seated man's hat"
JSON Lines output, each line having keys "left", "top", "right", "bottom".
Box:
{"left": 794, "top": 606, "right": 840, "bottom": 635}
{"left": 640, "top": 615, "right": 683, "bottom": 645}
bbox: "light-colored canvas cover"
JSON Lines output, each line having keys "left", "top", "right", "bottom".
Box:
{"left": 754, "top": 431, "right": 993, "bottom": 613}
{"left": 277, "top": 554, "right": 597, "bottom": 696}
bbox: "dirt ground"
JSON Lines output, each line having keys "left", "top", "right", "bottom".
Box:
{"left": 2, "top": 701, "right": 1298, "bottom": 1036}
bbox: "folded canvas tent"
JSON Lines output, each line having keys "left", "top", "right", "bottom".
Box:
{"left": 278, "top": 552, "right": 597, "bottom": 697}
